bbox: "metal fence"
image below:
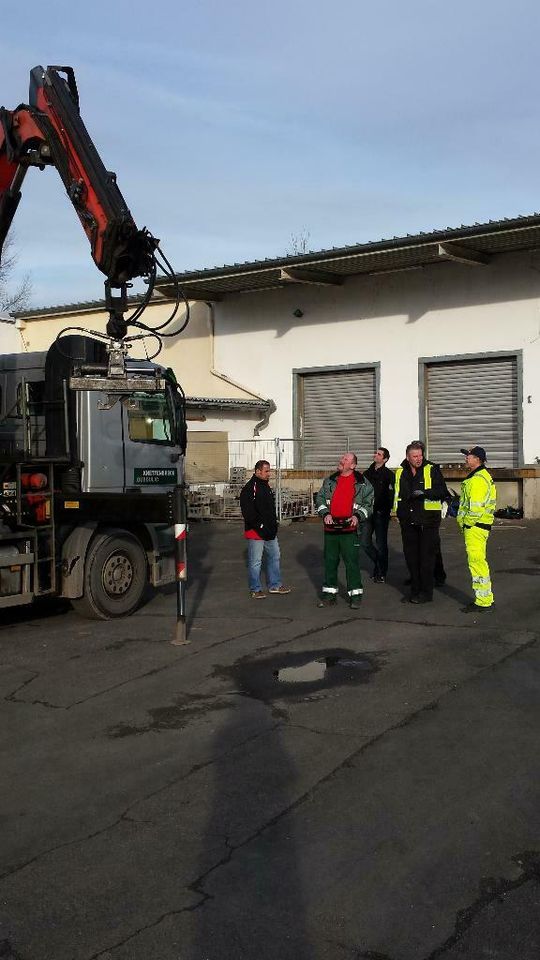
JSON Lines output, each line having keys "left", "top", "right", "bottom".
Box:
{"left": 185, "top": 437, "right": 350, "bottom": 520}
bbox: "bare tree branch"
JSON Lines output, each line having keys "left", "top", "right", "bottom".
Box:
{"left": 285, "top": 229, "right": 311, "bottom": 257}
{"left": 0, "top": 234, "right": 33, "bottom": 313}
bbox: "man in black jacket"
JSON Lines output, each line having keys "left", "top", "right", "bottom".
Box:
{"left": 239, "top": 460, "right": 291, "bottom": 599}
{"left": 363, "top": 446, "right": 395, "bottom": 582}
{"left": 394, "top": 441, "right": 447, "bottom": 603}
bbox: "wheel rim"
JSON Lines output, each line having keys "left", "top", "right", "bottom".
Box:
{"left": 101, "top": 552, "right": 134, "bottom": 597}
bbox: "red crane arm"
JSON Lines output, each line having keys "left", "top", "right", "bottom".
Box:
{"left": 0, "top": 66, "right": 157, "bottom": 326}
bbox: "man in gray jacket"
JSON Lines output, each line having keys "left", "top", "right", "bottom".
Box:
{"left": 315, "top": 452, "right": 374, "bottom": 609}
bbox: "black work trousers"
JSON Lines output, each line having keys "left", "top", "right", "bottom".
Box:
{"left": 400, "top": 521, "right": 441, "bottom": 599}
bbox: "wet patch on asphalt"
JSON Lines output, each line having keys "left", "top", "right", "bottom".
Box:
{"left": 104, "top": 636, "right": 163, "bottom": 651}
{"left": 215, "top": 647, "right": 385, "bottom": 703}
{"left": 105, "top": 693, "right": 233, "bottom": 738}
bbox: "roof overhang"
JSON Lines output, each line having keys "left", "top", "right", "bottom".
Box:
{"left": 185, "top": 396, "right": 271, "bottom": 411}
{"left": 13, "top": 212, "right": 540, "bottom": 318}
{"left": 154, "top": 214, "right": 540, "bottom": 302}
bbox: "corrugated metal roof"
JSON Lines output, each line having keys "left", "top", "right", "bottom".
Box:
{"left": 160, "top": 213, "right": 540, "bottom": 299}
{"left": 186, "top": 397, "right": 270, "bottom": 410}
{"left": 14, "top": 212, "right": 540, "bottom": 317}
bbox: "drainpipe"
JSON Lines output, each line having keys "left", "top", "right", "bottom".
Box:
{"left": 206, "top": 301, "right": 275, "bottom": 437}
{"left": 253, "top": 398, "right": 276, "bottom": 437}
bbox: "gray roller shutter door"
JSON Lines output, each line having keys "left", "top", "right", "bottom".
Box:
{"left": 425, "top": 356, "right": 519, "bottom": 466}
{"left": 300, "top": 368, "right": 377, "bottom": 469}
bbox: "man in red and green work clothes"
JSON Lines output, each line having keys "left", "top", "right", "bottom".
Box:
{"left": 315, "top": 452, "right": 374, "bottom": 609}
{"left": 457, "top": 445, "right": 497, "bottom": 613}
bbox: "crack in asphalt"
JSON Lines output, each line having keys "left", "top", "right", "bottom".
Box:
{"left": 4, "top": 673, "right": 41, "bottom": 703}
{"left": 77, "top": 631, "right": 540, "bottom": 958}
{"left": 86, "top": 897, "right": 207, "bottom": 960}
{"left": 0, "top": 721, "right": 280, "bottom": 883}
{"left": 422, "top": 850, "right": 540, "bottom": 960}
{"left": 2, "top": 623, "right": 538, "bottom": 957}
{"left": 2, "top": 621, "right": 285, "bottom": 711}
{"left": 2, "top": 608, "right": 493, "bottom": 713}
{"left": 356, "top": 952, "right": 396, "bottom": 960}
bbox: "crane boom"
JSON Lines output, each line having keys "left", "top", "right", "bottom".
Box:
{"left": 0, "top": 65, "right": 159, "bottom": 337}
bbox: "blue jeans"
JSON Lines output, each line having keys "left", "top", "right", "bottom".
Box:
{"left": 247, "top": 537, "right": 282, "bottom": 591}
{"left": 363, "top": 510, "right": 390, "bottom": 576}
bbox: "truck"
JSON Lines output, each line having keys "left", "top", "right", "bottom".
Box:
{"left": 0, "top": 66, "right": 188, "bottom": 619}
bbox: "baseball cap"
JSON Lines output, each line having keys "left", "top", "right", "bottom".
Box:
{"left": 460, "top": 446, "right": 487, "bottom": 462}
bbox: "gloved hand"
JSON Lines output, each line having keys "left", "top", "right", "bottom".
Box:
{"left": 411, "top": 489, "right": 425, "bottom": 498}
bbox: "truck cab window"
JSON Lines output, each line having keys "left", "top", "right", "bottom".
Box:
{"left": 16, "top": 380, "right": 45, "bottom": 417}
{"left": 127, "top": 391, "right": 172, "bottom": 444}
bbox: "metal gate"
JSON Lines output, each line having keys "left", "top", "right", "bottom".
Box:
{"left": 186, "top": 438, "right": 326, "bottom": 520}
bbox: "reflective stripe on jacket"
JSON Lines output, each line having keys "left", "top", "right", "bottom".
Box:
{"left": 457, "top": 467, "right": 496, "bottom": 529}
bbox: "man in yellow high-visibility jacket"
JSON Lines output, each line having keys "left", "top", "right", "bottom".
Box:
{"left": 457, "top": 446, "right": 497, "bottom": 612}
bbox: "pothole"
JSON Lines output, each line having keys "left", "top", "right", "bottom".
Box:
{"left": 216, "top": 648, "right": 384, "bottom": 702}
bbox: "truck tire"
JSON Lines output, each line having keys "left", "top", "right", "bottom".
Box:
{"left": 71, "top": 529, "right": 147, "bottom": 620}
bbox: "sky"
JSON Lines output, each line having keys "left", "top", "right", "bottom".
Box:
{"left": 3, "top": 0, "right": 540, "bottom": 309}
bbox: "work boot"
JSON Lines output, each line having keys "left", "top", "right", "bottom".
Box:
{"left": 462, "top": 602, "right": 494, "bottom": 614}
{"left": 348, "top": 597, "right": 361, "bottom": 610}
{"left": 317, "top": 596, "right": 337, "bottom": 608}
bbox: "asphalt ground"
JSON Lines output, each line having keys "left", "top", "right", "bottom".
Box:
{"left": 0, "top": 517, "right": 539, "bottom": 960}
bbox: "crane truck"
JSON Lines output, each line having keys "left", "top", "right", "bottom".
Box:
{"left": 0, "top": 65, "right": 187, "bottom": 620}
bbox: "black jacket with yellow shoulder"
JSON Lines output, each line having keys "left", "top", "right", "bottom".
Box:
{"left": 394, "top": 459, "right": 447, "bottom": 526}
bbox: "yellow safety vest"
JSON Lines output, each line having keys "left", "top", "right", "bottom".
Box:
{"left": 393, "top": 464, "right": 442, "bottom": 514}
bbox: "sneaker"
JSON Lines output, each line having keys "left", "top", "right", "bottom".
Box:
{"left": 317, "top": 596, "right": 337, "bottom": 607}
{"left": 268, "top": 586, "right": 292, "bottom": 595}
{"left": 250, "top": 591, "right": 266, "bottom": 599}
{"left": 372, "top": 575, "right": 386, "bottom": 583}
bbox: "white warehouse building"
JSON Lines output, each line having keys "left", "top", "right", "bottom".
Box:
{"left": 156, "top": 214, "right": 540, "bottom": 515}
{"left": 14, "top": 214, "right": 540, "bottom": 515}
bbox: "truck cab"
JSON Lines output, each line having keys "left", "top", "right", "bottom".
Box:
{"left": 0, "top": 335, "right": 186, "bottom": 618}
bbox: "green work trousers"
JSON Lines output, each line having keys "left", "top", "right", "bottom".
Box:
{"left": 322, "top": 532, "right": 363, "bottom": 596}
{"left": 463, "top": 525, "right": 494, "bottom": 607}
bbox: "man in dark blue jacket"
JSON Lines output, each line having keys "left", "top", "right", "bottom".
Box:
{"left": 239, "top": 460, "right": 291, "bottom": 599}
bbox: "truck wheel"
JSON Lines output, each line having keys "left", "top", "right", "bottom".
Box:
{"left": 71, "top": 529, "right": 147, "bottom": 620}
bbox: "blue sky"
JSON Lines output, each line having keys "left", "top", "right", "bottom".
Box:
{"left": 3, "top": 0, "right": 540, "bottom": 308}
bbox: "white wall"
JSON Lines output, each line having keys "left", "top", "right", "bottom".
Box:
{"left": 213, "top": 250, "right": 540, "bottom": 465}
{"left": 21, "top": 300, "right": 266, "bottom": 408}
{"left": 0, "top": 318, "right": 25, "bottom": 354}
